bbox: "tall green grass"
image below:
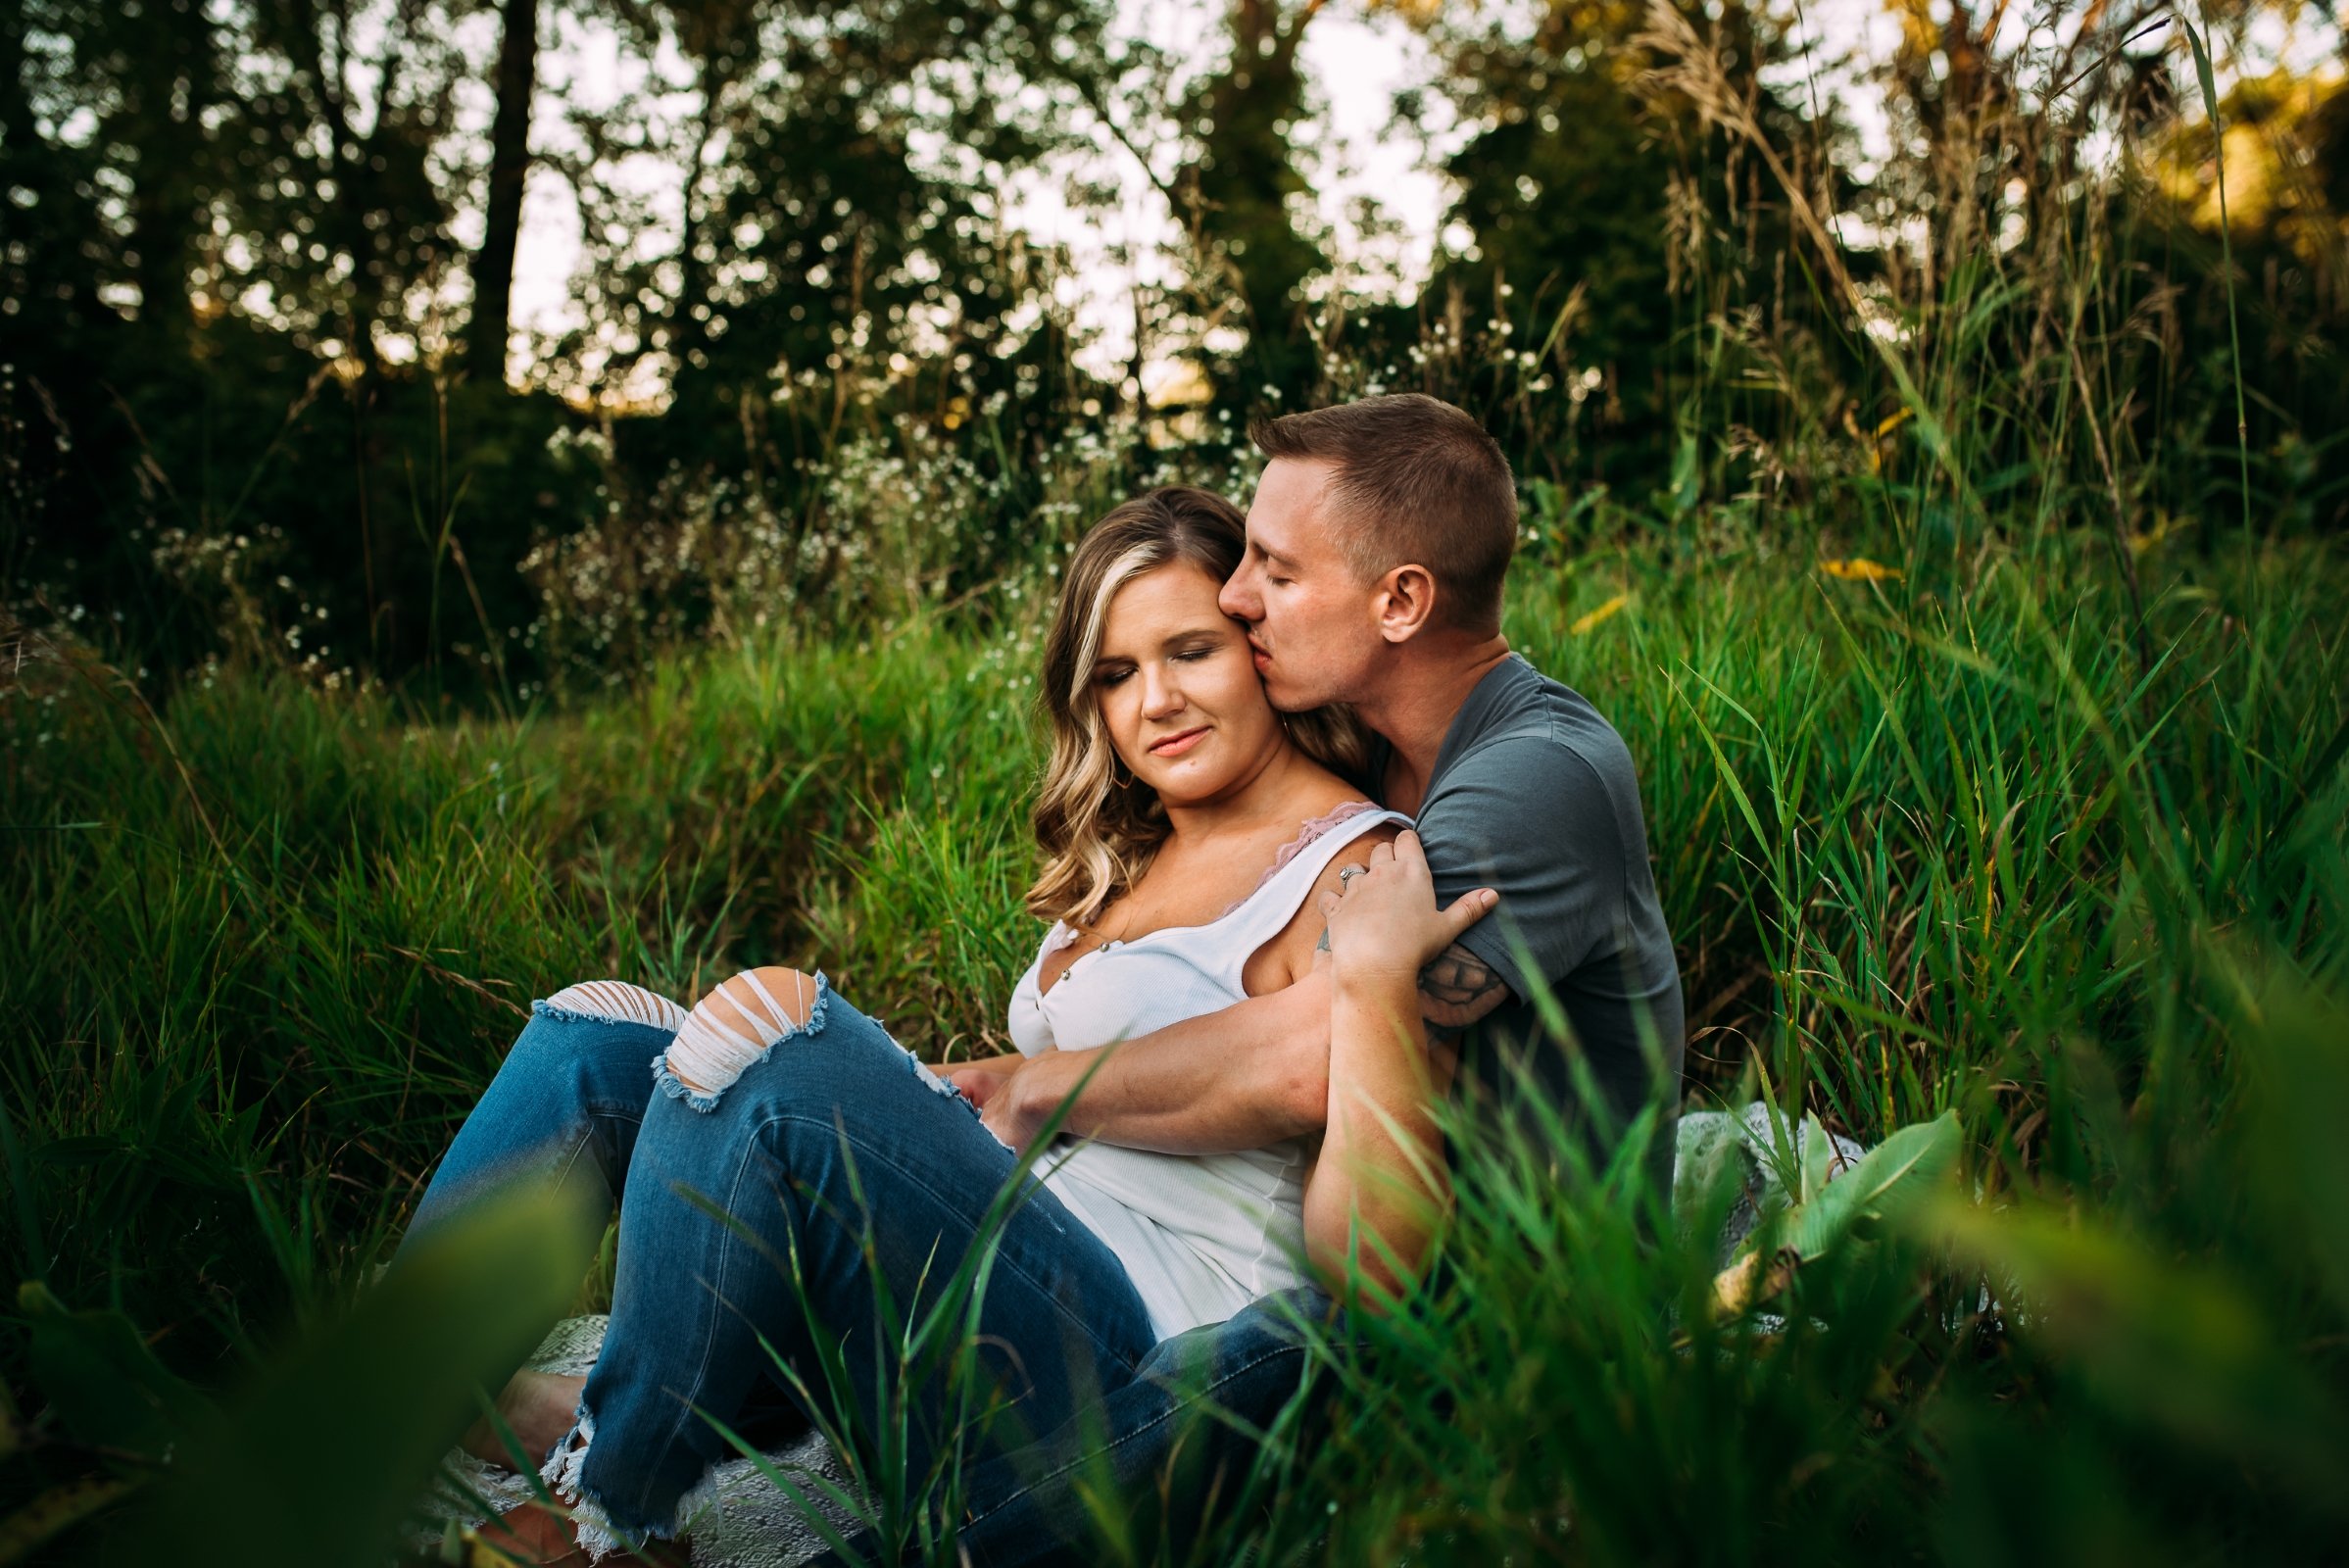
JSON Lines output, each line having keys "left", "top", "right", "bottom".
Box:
{"left": 2, "top": 511, "right": 2344, "bottom": 1559}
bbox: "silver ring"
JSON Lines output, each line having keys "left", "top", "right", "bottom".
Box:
{"left": 1337, "top": 864, "right": 1366, "bottom": 887}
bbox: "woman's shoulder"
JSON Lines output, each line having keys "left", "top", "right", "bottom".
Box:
{"left": 1248, "top": 797, "right": 1403, "bottom": 902}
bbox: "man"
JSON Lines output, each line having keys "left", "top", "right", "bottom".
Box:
{"left": 945, "top": 393, "right": 1684, "bottom": 1562}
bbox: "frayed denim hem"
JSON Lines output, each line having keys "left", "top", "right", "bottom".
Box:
{"left": 650, "top": 970, "right": 834, "bottom": 1112}
{"left": 539, "top": 1395, "right": 729, "bottom": 1559}
{"left": 535, "top": 997, "right": 675, "bottom": 1029}
{"left": 540, "top": 1403, "right": 640, "bottom": 1562}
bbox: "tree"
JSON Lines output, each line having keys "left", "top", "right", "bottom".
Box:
{"left": 1181, "top": 0, "right": 1332, "bottom": 391}
{"left": 468, "top": 0, "right": 544, "bottom": 383}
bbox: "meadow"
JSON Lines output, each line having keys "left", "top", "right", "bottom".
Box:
{"left": 5, "top": 475, "right": 2346, "bottom": 1560}
{"left": 7, "top": 0, "right": 2349, "bottom": 1554}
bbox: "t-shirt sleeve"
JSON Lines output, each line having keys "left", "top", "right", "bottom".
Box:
{"left": 1410, "top": 736, "right": 1628, "bottom": 1006}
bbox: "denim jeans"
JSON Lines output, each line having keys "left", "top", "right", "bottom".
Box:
{"left": 397, "top": 977, "right": 1166, "bottom": 1555}
{"left": 931, "top": 1283, "right": 1336, "bottom": 1568}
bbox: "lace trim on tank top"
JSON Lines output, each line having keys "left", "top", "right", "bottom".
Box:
{"left": 1218, "top": 798, "right": 1378, "bottom": 916}
{"left": 1040, "top": 799, "right": 1380, "bottom": 956}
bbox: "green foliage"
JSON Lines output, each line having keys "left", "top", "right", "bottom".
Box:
{"left": 4, "top": 491, "right": 2345, "bottom": 1556}
{"left": 0, "top": 1190, "right": 595, "bottom": 1565}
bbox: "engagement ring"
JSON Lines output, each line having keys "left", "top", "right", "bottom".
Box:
{"left": 1338, "top": 864, "right": 1366, "bottom": 886}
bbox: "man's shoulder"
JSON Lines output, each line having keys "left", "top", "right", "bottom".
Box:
{"left": 1435, "top": 656, "right": 1641, "bottom": 809}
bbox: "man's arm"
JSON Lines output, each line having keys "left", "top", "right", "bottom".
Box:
{"left": 985, "top": 975, "right": 1333, "bottom": 1153}
{"left": 986, "top": 934, "right": 1517, "bottom": 1155}
{"left": 1416, "top": 942, "right": 1512, "bottom": 1037}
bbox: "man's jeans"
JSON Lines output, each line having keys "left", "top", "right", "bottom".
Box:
{"left": 396, "top": 983, "right": 1329, "bottom": 1561}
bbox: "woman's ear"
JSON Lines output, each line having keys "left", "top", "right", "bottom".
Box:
{"left": 1373, "top": 564, "right": 1440, "bottom": 644}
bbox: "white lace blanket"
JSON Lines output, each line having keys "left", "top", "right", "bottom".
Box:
{"left": 413, "top": 1314, "right": 862, "bottom": 1568}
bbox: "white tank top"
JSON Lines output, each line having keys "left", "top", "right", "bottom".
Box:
{"left": 1005, "top": 805, "right": 1412, "bottom": 1340}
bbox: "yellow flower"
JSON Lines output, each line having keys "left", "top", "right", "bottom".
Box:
{"left": 1820, "top": 558, "right": 1902, "bottom": 582}
{"left": 1570, "top": 593, "right": 1629, "bottom": 635}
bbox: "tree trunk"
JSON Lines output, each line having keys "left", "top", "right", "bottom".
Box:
{"left": 468, "top": 0, "right": 541, "bottom": 384}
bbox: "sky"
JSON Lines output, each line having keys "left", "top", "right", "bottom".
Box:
{"left": 484, "top": 0, "right": 2338, "bottom": 389}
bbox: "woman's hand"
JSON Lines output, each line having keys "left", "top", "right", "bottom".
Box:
{"left": 1318, "top": 830, "right": 1494, "bottom": 981}
{"left": 948, "top": 1054, "right": 1023, "bottom": 1110}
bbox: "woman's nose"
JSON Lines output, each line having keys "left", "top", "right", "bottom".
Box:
{"left": 1140, "top": 662, "right": 1184, "bottom": 718}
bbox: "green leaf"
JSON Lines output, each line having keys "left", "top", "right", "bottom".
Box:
{"left": 1926, "top": 1196, "right": 2349, "bottom": 1506}
{"left": 127, "top": 1185, "right": 600, "bottom": 1566}
{"left": 2232, "top": 962, "right": 2349, "bottom": 1318}
{"left": 1797, "top": 1112, "right": 1833, "bottom": 1207}
{"left": 20, "top": 1281, "right": 215, "bottom": 1461}
{"left": 1789, "top": 1109, "right": 1960, "bottom": 1261}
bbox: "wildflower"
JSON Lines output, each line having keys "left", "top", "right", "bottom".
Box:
{"left": 1570, "top": 594, "right": 1629, "bottom": 635}
{"left": 1820, "top": 558, "right": 1902, "bottom": 581}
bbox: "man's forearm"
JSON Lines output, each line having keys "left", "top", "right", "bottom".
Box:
{"left": 1001, "top": 975, "right": 1332, "bottom": 1153}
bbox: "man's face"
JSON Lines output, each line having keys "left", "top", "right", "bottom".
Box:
{"left": 1219, "top": 457, "right": 1385, "bottom": 710}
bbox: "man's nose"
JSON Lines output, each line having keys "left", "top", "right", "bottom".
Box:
{"left": 1218, "top": 566, "right": 1258, "bottom": 620}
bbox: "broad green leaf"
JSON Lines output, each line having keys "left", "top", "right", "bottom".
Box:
{"left": 1789, "top": 1110, "right": 1960, "bottom": 1260}
{"left": 128, "top": 1186, "right": 600, "bottom": 1566}
{"left": 2232, "top": 963, "right": 2349, "bottom": 1317}
{"left": 20, "top": 1281, "right": 215, "bottom": 1461}
{"left": 1797, "top": 1112, "right": 1833, "bottom": 1207}
{"left": 1926, "top": 1195, "right": 2349, "bottom": 1505}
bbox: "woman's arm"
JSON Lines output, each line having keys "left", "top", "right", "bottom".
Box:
{"left": 1302, "top": 831, "right": 1493, "bottom": 1301}
{"left": 946, "top": 1052, "right": 1026, "bottom": 1107}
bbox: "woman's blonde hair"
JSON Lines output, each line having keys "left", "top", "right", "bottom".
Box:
{"left": 1026, "top": 486, "right": 1371, "bottom": 929}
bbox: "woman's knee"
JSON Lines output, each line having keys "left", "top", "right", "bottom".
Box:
{"left": 658, "top": 966, "right": 828, "bottom": 1110}
{"left": 540, "top": 980, "right": 689, "bottom": 1033}
{"left": 515, "top": 980, "right": 687, "bottom": 1100}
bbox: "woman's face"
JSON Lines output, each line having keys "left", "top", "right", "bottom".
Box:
{"left": 1092, "top": 560, "right": 1283, "bottom": 808}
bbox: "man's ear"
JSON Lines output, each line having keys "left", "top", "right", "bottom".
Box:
{"left": 1372, "top": 563, "right": 1441, "bottom": 644}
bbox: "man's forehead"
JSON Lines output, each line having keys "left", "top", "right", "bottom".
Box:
{"left": 1248, "top": 458, "right": 1338, "bottom": 553}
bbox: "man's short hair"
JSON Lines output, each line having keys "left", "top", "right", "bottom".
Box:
{"left": 1250, "top": 394, "right": 1518, "bottom": 632}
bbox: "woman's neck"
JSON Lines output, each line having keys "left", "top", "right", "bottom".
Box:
{"left": 1157, "top": 738, "right": 1325, "bottom": 846}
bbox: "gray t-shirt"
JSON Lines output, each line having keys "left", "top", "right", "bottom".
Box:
{"left": 1371, "top": 654, "right": 1685, "bottom": 1194}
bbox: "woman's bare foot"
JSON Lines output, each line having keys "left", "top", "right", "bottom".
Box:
{"left": 462, "top": 1369, "right": 589, "bottom": 1469}
{"left": 470, "top": 1498, "right": 692, "bottom": 1566}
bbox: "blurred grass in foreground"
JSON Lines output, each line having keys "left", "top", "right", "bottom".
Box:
{"left": 1, "top": 517, "right": 2344, "bottom": 1561}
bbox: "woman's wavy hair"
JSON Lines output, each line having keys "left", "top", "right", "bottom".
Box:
{"left": 1027, "top": 486, "right": 1371, "bottom": 929}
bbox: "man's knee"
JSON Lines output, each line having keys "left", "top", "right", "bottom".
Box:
{"left": 660, "top": 966, "right": 826, "bottom": 1108}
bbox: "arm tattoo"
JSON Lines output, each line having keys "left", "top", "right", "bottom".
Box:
{"left": 1419, "top": 941, "right": 1511, "bottom": 1037}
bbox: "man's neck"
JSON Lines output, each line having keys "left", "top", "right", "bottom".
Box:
{"left": 1359, "top": 634, "right": 1513, "bottom": 815}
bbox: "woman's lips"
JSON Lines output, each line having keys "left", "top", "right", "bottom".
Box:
{"left": 1150, "top": 726, "right": 1210, "bottom": 758}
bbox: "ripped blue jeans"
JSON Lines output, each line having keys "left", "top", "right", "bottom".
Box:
{"left": 397, "top": 976, "right": 1159, "bottom": 1556}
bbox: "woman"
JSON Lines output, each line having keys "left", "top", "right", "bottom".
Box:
{"left": 400, "top": 487, "right": 1450, "bottom": 1563}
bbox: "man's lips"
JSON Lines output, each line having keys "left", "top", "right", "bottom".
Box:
{"left": 1150, "top": 726, "right": 1210, "bottom": 758}
{"left": 1248, "top": 639, "right": 1272, "bottom": 670}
